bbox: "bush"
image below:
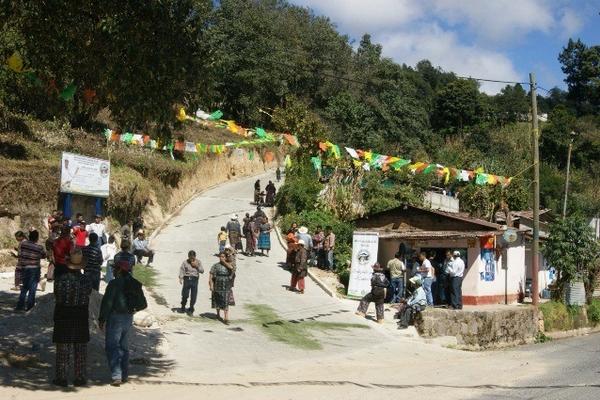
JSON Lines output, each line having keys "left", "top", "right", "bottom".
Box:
{"left": 588, "top": 300, "right": 600, "bottom": 326}
{"left": 540, "top": 301, "right": 589, "bottom": 331}
{"left": 275, "top": 161, "right": 323, "bottom": 216}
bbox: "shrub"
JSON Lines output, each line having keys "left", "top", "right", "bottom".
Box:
{"left": 275, "top": 160, "right": 323, "bottom": 216}
{"left": 588, "top": 300, "right": 600, "bottom": 326}
{"left": 540, "top": 301, "right": 589, "bottom": 331}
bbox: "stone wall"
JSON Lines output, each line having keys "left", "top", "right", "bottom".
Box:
{"left": 416, "top": 306, "right": 540, "bottom": 350}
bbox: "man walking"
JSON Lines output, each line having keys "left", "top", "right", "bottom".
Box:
{"left": 99, "top": 256, "right": 141, "bottom": 386}
{"left": 15, "top": 230, "right": 46, "bottom": 311}
{"left": 387, "top": 252, "right": 406, "bottom": 303}
{"left": 179, "top": 250, "right": 204, "bottom": 315}
{"left": 83, "top": 233, "right": 103, "bottom": 291}
{"left": 448, "top": 250, "right": 465, "bottom": 310}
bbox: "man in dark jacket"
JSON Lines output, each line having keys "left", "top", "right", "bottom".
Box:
{"left": 99, "top": 256, "right": 135, "bottom": 387}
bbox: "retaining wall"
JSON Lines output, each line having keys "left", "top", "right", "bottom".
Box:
{"left": 416, "top": 306, "right": 540, "bottom": 350}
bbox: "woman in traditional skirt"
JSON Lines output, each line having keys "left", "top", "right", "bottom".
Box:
{"left": 243, "top": 215, "right": 256, "bottom": 256}
{"left": 257, "top": 217, "right": 272, "bottom": 256}
{"left": 209, "top": 252, "right": 233, "bottom": 324}
{"left": 285, "top": 227, "right": 298, "bottom": 269}
{"left": 52, "top": 249, "right": 92, "bottom": 387}
{"left": 224, "top": 246, "right": 237, "bottom": 306}
{"left": 226, "top": 214, "right": 243, "bottom": 251}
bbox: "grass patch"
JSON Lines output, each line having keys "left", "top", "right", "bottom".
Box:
{"left": 588, "top": 300, "right": 600, "bottom": 326}
{"left": 245, "top": 304, "right": 369, "bottom": 350}
{"left": 132, "top": 264, "right": 158, "bottom": 287}
{"left": 540, "top": 301, "right": 589, "bottom": 331}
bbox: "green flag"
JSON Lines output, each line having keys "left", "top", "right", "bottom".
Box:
{"left": 475, "top": 173, "right": 488, "bottom": 185}
{"left": 208, "top": 110, "right": 223, "bottom": 121}
{"left": 255, "top": 127, "right": 267, "bottom": 138}
{"left": 59, "top": 82, "right": 77, "bottom": 101}
{"left": 390, "top": 159, "right": 410, "bottom": 170}
{"left": 310, "top": 156, "right": 322, "bottom": 172}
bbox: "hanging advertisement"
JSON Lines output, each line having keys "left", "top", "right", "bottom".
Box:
{"left": 60, "top": 152, "right": 110, "bottom": 198}
{"left": 347, "top": 231, "right": 379, "bottom": 299}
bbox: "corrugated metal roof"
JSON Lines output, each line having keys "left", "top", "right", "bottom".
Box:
{"left": 365, "top": 229, "right": 506, "bottom": 240}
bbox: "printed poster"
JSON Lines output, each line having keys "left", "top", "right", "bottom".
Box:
{"left": 60, "top": 152, "right": 111, "bottom": 198}
{"left": 347, "top": 231, "right": 379, "bottom": 299}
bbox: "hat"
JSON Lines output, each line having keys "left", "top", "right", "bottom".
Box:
{"left": 137, "top": 229, "right": 144, "bottom": 235}
{"left": 372, "top": 262, "right": 383, "bottom": 271}
{"left": 230, "top": 214, "right": 237, "bottom": 220}
{"left": 297, "top": 239, "right": 306, "bottom": 246}
{"left": 298, "top": 226, "right": 308, "bottom": 234}
{"left": 453, "top": 251, "right": 461, "bottom": 256}
{"left": 409, "top": 276, "right": 422, "bottom": 286}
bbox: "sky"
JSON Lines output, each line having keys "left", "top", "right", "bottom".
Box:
{"left": 289, "top": 0, "right": 599, "bottom": 94}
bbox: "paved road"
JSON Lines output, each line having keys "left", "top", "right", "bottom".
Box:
{"left": 3, "top": 171, "right": 599, "bottom": 399}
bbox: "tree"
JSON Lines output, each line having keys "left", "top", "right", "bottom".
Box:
{"left": 542, "top": 216, "right": 600, "bottom": 303}
{"left": 558, "top": 39, "right": 600, "bottom": 115}
{"left": 494, "top": 84, "right": 529, "bottom": 124}
{"left": 431, "top": 79, "right": 484, "bottom": 137}
{"left": 12, "top": 0, "right": 212, "bottom": 136}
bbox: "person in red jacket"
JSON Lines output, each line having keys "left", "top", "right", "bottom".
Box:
{"left": 73, "top": 221, "right": 88, "bottom": 249}
{"left": 53, "top": 226, "right": 74, "bottom": 280}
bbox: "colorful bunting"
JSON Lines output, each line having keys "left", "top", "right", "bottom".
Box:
{"left": 208, "top": 110, "right": 223, "bottom": 121}
{"left": 256, "top": 127, "right": 267, "bottom": 138}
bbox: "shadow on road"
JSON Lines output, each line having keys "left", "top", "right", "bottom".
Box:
{"left": 0, "top": 289, "right": 174, "bottom": 391}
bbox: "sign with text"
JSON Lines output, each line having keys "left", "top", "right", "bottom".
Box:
{"left": 347, "top": 231, "right": 379, "bottom": 299}
{"left": 60, "top": 152, "right": 110, "bottom": 198}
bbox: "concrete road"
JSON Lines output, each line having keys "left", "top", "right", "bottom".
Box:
{"left": 2, "top": 171, "right": 599, "bottom": 399}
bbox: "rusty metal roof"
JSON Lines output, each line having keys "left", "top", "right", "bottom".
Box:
{"left": 366, "top": 229, "right": 506, "bottom": 240}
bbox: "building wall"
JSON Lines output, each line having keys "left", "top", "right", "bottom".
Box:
{"left": 377, "top": 236, "right": 526, "bottom": 305}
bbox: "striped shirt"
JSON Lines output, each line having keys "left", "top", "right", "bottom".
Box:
{"left": 18, "top": 240, "right": 46, "bottom": 268}
{"left": 83, "top": 244, "right": 103, "bottom": 273}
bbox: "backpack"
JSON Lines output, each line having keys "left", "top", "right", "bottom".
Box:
{"left": 123, "top": 276, "right": 147, "bottom": 313}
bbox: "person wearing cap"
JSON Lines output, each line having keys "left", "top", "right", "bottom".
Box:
{"left": 99, "top": 248, "right": 138, "bottom": 387}
{"left": 448, "top": 250, "right": 465, "bottom": 310}
{"left": 179, "top": 250, "right": 204, "bottom": 314}
{"left": 289, "top": 239, "right": 308, "bottom": 294}
{"left": 132, "top": 230, "right": 154, "bottom": 266}
{"left": 398, "top": 276, "right": 427, "bottom": 329}
{"left": 87, "top": 215, "right": 107, "bottom": 245}
{"left": 226, "top": 214, "right": 243, "bottom": 251}
{"left": 52, "top": 249, "right": 92, "bottom": 387}
{"left": 296, "top": 226, "right": 313, "bottom": 252}
{"left": 355, "top": 263, "right": 389, "bottom": 323}
{"left": 209, "top": 252, "right": 233, "bottom": 324}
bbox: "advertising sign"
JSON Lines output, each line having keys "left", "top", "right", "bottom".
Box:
{"left": 60, "top": 152, "right": 110, "bottom": 198}
{"left": 347, "top": 231, "right": 379, "bottom": 299}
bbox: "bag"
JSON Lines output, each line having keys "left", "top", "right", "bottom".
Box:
{"left": 124, "top": 276, "right": 147, "bottom": 313}
{"left": 46, "top": 262, "right": 55, "bottom": 281}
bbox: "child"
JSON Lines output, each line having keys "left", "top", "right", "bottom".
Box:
{"left": 217, "top": 227, "right": 228, "bottom": 253}
{"left": 355, "top": 263, "right": 389, "bottom": 323}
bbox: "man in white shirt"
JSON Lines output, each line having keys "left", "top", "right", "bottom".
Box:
{"left": 101, "top": 235, "right": 118, "bottom": 282}
{"left": 449, "top": 250, "right": 465, "bottom": 310}
{"left": 418, "top": 252, "right": 435, "bottom": 306}
{"left": 87, "top": 215, "right": 107, "bottom": 245}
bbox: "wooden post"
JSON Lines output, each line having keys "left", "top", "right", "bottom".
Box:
{"left": 530, "top": 72, "right": 540, "bottom": 306}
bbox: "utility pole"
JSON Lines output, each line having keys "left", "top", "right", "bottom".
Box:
{"left": 530, "top": 72, "right": 540, "bottom": 306}
{"left": 563, "top": 137, "right": 573, "bottom": 219}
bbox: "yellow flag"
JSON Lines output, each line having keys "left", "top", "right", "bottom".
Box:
{"left": 7, "top": 51, "right": 24, "bottom": 73}
{"left": 176, "top": 107, "right": 187, "bottom": 122}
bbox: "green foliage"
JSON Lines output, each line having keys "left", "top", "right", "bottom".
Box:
{"left": 558, "top": 39, "right": 600, "bottom": 115}
{"left": 275, "top": 160, "right": 323, "bottom": 215}
{"left": 542, "top": 217, "right": 600, "bottom": 302}
{"left": 361, "top": 170, "right": 428, "bottom": 215}
{"left": 587, "top": 300, "right": 600, "bottom": 326}
{"left": 432, "top": 79, "right": 484, "bottom": 137}
{"left": 493, "top": 84, "right": 529, "bottom": 124}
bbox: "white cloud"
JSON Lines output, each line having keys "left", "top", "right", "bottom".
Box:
{"left": 292, "top": 0, "right": 424, "bottom": 35}
{"left": 430, "top": 0, "right": 555, "bottom": 43}
{"left": 377, "top": 24, "right": 523, "bottom": 94}
{"left": 558, "top": 9, "right": 584, "bottom": 38}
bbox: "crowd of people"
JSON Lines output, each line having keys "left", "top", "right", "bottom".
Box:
{"left": 355, "top": 249, "right": 466, "bottom": 328}
{"left": 10, "top": 210, "right": 150, "bottom": 387}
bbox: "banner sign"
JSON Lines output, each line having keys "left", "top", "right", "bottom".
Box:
{"left": 60, "top": 152, "right": 110, "bottom": 198}
{"left": 347, "top": 231, "right": 380, "bottom": 299}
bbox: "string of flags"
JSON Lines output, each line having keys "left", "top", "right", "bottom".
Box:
{"left": 318, "top": 142, "right": 513, "bottom": 187}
